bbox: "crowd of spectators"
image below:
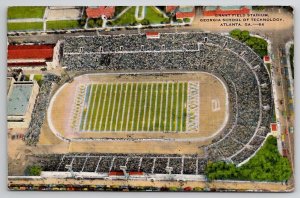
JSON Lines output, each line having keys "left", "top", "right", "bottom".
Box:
{"left": 35, "top": 153, "right": 207, "bottom": 175}
{"left": 24, "top": 74, "right": 61, "bottom": 145}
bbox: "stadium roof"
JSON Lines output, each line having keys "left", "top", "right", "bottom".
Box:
{"left": 7, "top": 83, "right": 33, "bottom": 116}
{"left": 8, "top": 45, "right": 55, "bottom": 60}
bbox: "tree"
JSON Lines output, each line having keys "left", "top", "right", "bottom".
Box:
{"left": 205, "top": 136, "right": 292, "bottom": 182}
{"left": 141, "top": 19, "right": 150, "bottom": 25}
{"left": 88, "top": 19, "right": 95, "bottom": 28}
{"left": 96, "top": 19, "right": 103, "bottom": 27}
{"left": 183, "top": 18, "right": 191, "bottom": 23}
{"left": 230, "top": 29, "right": 242, "bottom": 40}
{"left": 176, "top": 19, "right": 183, "bottom": 23}
{"left": 230, "top": 29, "right": 268, "bottom": 58}
{"left": 25, "top": 165, "right": 42, "bottom": 176}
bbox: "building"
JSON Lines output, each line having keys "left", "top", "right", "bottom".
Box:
{"left": 263, "top": 55, "right": 271, "bottom": 63}
{"left": 202, "top": 6, "right": 252, "bottom": 16}
{"left": 146, "top": 32, "right": 160, "bottom": 39}
{"left": 165, "top": 6, "right": 195, "bottom": 20}
{"left": 270, "top": 123, "right": 278, "bottom": 136}
{"left": 7, "top": 81, "right": 39, "bottom": 129}
{"left": 7, "top": 43, "right": 61, "bottom": 70}
{"left": 86, "top": 6, "right": 115, "bottom": 19}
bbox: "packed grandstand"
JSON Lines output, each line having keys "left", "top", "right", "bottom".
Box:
{"left": 30, "top": 32, "right": 272, "bottom": 175}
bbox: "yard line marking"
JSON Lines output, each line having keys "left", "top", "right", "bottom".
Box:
{"left": 99, "top": 84, "right": 109, "bottom": 131}
{"left": 116, "top": 83, "right": 127, "bottom": 131}
{"left": 92, "top": 84, "right": 104, "bottom": 130}
{"left": 88, "top": 84, "right": 99, "bottom": 131}
{"left": 158, "top": 84, "right": 164, "bottom": 131}
{"left": 104, "top": 84, "right": 114, "bottom": 131}
{"left": 151, "top": 83, "right": 159, "bottom": 131}
{"left": 121, "top": 83, "right": 137, "bottom": 131}
{"left": 169, "top": 82, "right": 174, "bottom": 131}
{"left": 128, "top": 83, "right": 138, "bottom": 131}
{"left": 109, "top": 83, "right": 119, "bottom": 131}
{"left": 181, "top": 83, "right": 185, "bottom": 132}
{"left": 82, "top": 85, "right": 94, "bottom": 130}
{"left": 164, "top": 82, "right": 170, "bottom": 132}
{"left": 136, "top": 83, "right": 145, "bottom": 131}
{"left": 142, "top": 83, "right": 150, "bottom": 131}
{"left": 147, "top": 83, "right": 154, "bottom": 131}
{"left": 84, "top": 85, "right": 96, "bottom": 131}
{"left": 175, "top": 82, "right": 180, "bottom": 132}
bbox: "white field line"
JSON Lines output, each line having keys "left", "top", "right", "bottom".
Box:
{"left": 78, "top": 85, "right": 90, "bottom": 131}
{"left": 152, "top": 84, "right": 159, "bottom": 131}
{"left": 92, "top": 84, "right": 104, "bottom": 130}
{"left": 121, "top": 83, "right": 137, "bottom": 131}
{"left": 128, "top": 83, "right": 138, "bottom": 131}
{"left": 109, "top": 84, "right": 119, "bottom": 131}
{"left": 136, "top": 83, "right": 146, "bottom": 131}
{"left": 99, "top": 84, "right": 109, "bottom": 131}
{"left": 115, "top": 83, "right": 127, "bottom": 131}
{"left": 142, "top": 83, "right": 150, "bottom": 131}
{"left": 163, "top": 83, "right": 170, "bottom": 132}
{"left": 82, "top": 85, "right": 94, "bottom": 130}
{"left": 169, "top": 83, "right": 174, "bottom": 131}
{"left": 82, "top": 85, "right": 92, "bottom": 131}
{"left": 176, "top": 83, "right": 180, "bottom": 132}
{"left": 181, "top": 83, "right": 185, "bottom": 132}
{"left": 158, "top": 84, "right": 164, "bottom": 131}
{"left": 147, "top": 83, "right": 154, "bottom": 131}
{"left": 87, "top": 85, "right": 99, "bottom": 131}
{"left": 186, "top": 82, "right": 190, "bottom": 132}
{"left": 104, "top": 84, "right": 114, "bottom": 131}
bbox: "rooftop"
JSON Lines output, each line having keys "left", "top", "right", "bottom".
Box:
{"left": 178, "top": 6, "right": 194, "bottom": 13}
{"left": 86, "top": 6, "right": 115, "bottom": 19}
{"left": 8, "top": 44, "right": 55, "bottom": 60}
{"left": 7, "top": 83, "right": 34, "bottom": 116}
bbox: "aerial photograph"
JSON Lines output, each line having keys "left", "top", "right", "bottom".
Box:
{"left": 7, "top": 6, "right": 294, "bottom": 192}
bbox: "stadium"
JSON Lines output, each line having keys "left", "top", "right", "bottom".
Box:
{"left": 37, "top": 32, "right": 272, "bottom": 177}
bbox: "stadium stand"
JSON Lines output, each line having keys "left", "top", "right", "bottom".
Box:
{"left": 32, "top": 32, "right": 272, "bottom": 174}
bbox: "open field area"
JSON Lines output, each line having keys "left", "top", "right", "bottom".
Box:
{"left": 8, "top": 6, "right": 46, "bottom": 19}
{"left": 144, "top": 6, "right": 168, "bottom": 24}
{"left": 8, "top": 22, "right": 43, "bottom": 31}
{"left": 46, "top": 20, "right": 81, "bottom": 30}
{"left": 48, "top": 72, "right": 227, "bottom": 141}
{"left": 111, "top": 6, "right": 168, "bottom": 26}
{"left": 80, "top": 82, "right": 188, "bottom": 132}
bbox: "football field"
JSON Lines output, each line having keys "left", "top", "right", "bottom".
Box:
{"left": 79, "top": 82, "right": 188, "bottom": 132}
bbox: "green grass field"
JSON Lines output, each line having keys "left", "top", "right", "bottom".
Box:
{"left": 7, "top": 22, "right": 44, "bottom": 31}
{"left": 80, "top": 82, "right": 188, "bottom": 132}
{"left": 46, "top": 20, "right": 81, "bottom": 30}
{"left": 111, "top": 7, "right": 136, "bottom": 26}
{"left": 111, "top": 6, "right": 169, "bottom": 26}
{"left": 8, "top": 6, "right": 46, "bottom": 19}
{"left": 144, "top": 6, "right": 168, "bottom": 24}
